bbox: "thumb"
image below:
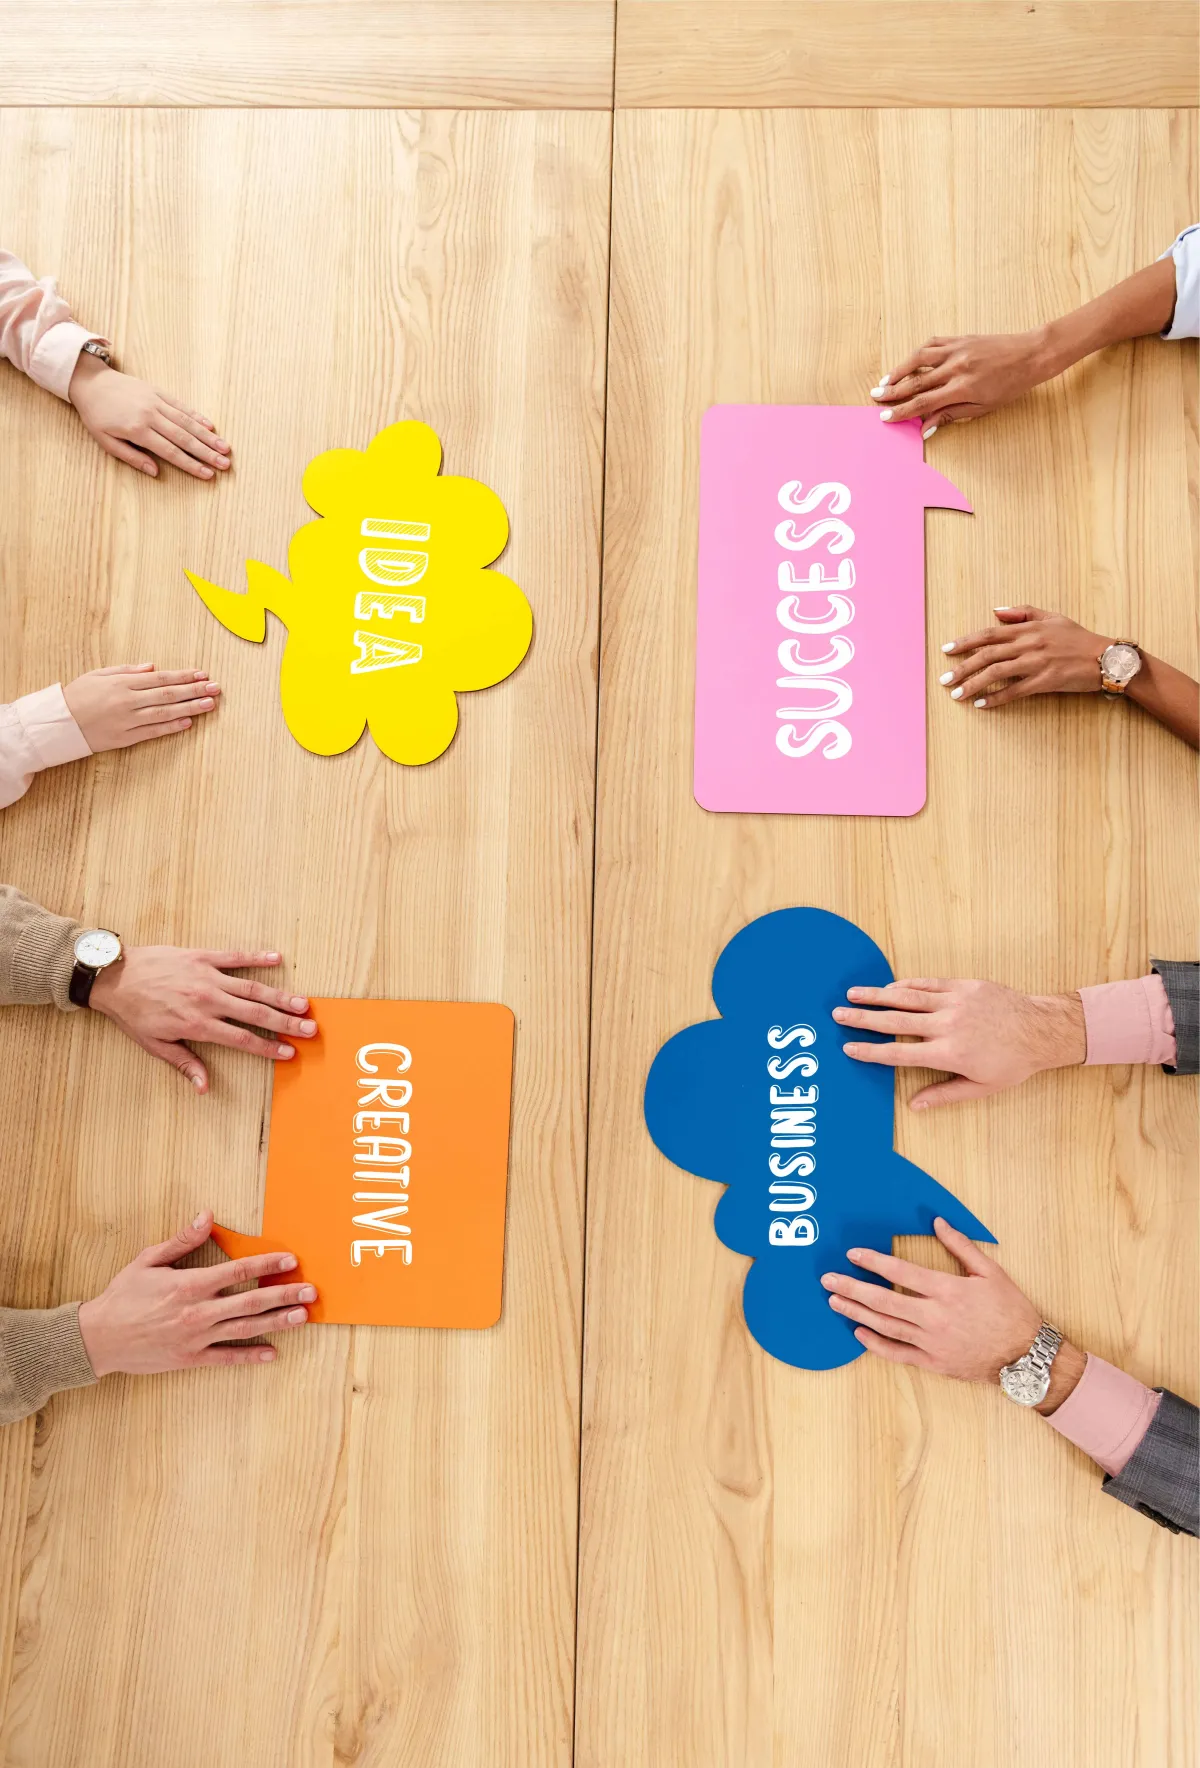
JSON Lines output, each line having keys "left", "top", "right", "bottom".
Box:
{"left": 933, "top": 1215, "right": 996, "bottom": 1277}
{"left": 991, "top": 604, "right": 1042, "bottom": 624}
{"left": 142, "top": 1035, "right": 209, "bottom": 1093}
{"left": 910, "top": 1076, "right": 994, "bottom": 1109}
{"left": 141, "top": 1208, "right": 214, "bottom": 1267}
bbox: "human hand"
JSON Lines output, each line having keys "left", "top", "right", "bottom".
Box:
{"left": 89, "top": 947, "right": 317, "bottom": 1091}
{"left": 937, "top": 606, "right": 1109, "bottom": 709}
{"left": 77, "top": 1209, "right": 315, "bottom": 1376}
{"left": 870, "top": 327, "right": 1055, "bottom": 437}
{"left": 820, "top": 1219, "right": 1086, "bottom": 1410}
{"left": 67, "top": 353, "right": 231, "bottom": 479}
{"left": 834, "top": 978, "right": 1086, "bottom": 1108}
{"left": 63, "top": 663, "right": 220, "bottom": 752}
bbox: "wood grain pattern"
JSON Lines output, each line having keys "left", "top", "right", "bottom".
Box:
{"left": 615, "top": 3, "right": 1199, "bottom": 107}
{"left": 0, "top": 105, "right": 610, "bottom": 1768}
{"left": 577, "top": 107, "right": 1198, "bottom": 1768}
{"left": 0, "top": 2, "right": 615, "bottom": 108}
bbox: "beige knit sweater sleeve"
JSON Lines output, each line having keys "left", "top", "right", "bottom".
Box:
{"left": 0, "top": 1304, "right": 96, "bottom": 1424}
{"left": 0, "top": 884, "right": 96, "bottom": 1422}
{"left": 0, "top": 881, "right": 81, "bottom": 1009}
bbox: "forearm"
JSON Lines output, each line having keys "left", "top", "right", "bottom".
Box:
{"left": 1125, "top": 651, "right": 1200, "bottom": 749}
{"left": 1037, "top": 258, "right": 1180, "bottom": 379}
{"left": 0, "top": 1302, "right": 96, "bottom": 1425}
{"left": 0, "top": 884, "right": 81, "bottom": 1009}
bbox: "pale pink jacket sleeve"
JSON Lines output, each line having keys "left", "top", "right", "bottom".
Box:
{"left": 1078, "top": 975, "right": 1177, "bottom": 1067}
{"left": 0, "top": 685, "right": 92, "bottom": 809}
{"left": 0, "top": 249, "right": 110, "bottom": 401}
{"left": 1044, "top": 1354, "right": 1162, "bottom": 1477}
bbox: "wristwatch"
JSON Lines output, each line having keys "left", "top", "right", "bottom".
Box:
{"left": 68, "top": 928, "right": 123, "bottom": 1007}
{"left": 80, "top": 339, "right": 115, "bottom": 368}
{"left": 999, "top": 1322, "right": 1063, "bottom": 1407}
{"left": 1099, "top": 640, "right": 1143, "bottom": 695}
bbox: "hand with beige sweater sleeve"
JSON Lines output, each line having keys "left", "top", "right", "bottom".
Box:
{"left": 1, "top": 1212, "right": 315, "bottom": 1427}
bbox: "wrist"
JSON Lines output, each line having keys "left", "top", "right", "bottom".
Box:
{"left": 1035, "top": 1339, "right": 1087, "bottom": 1415}
{"left": 76, "top": 1297, "right": 117, "bottom": 1378}
{"left": 87, "top": 960, "right": 122, "bottom": 1016}
{"left": 1034, "top": 316, "right": 1085, "bottom": 382}
{"left": 1027, "top": 991, "right": 1087, "bottom": 1071}
{"left": 67, "top": 350, "right": 114, "bottom": 409}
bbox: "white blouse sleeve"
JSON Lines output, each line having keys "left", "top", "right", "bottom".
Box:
{"left": 1160, "top": 225, "right": 1200, "bottom": 340}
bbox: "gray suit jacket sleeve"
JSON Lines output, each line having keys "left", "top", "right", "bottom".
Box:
{"left": 1102, "top": 1389, "right": 1198, "bottom": 1535}
{"left": 1151, "top": 959, "right": 1198, "bottom": 1075}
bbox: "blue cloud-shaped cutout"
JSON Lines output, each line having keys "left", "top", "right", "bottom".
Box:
{"left": 644, "top": 908, "right": 995, "bottom": 1371}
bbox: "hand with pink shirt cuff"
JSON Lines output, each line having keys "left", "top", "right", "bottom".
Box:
{"left": 820, "top": 1220, "right": 1159, "bottom": 1479}
{"left": 834, "top": 973, "right": 1177, "bottom": 1107}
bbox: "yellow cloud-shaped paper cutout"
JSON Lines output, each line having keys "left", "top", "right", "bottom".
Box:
{"left": 186, "top": 421, "right": 532, "bottom": 765}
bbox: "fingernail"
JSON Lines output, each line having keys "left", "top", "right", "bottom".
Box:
{"left": 299, "top": 1286, "right": 317, "bottom": 1302}
{"left": 938, "top": 671, "right": 954, "bottom": 685}
{"left": 193, "top": 1211, "right": 207, "bottom": 1227}
{"left": 287, "top": 1308, "right": 307, "bottom": 1324}
{"left": 258, "top": 1348, "right": 274, "bottom": 1362}
{"left": 201, "top": 467, "right": 214, "bottom": 478}
{"left": 289, "top": 996, "right": 308, "bottom": 1012}
{"left": 848, "top": 1249, "right": 864, "bottom": 1261}
{"left": 950, "top": 687, "right": 964, "bottom": 700}
{"left": 869, "top": 386, "right": 886, "bottom": 400}
{"left": 265, "top": 953, "right": 281, "bottom": 963}
{"left": 300, "top": 1020, "right": 316, "bottom": 1035}
{"left": 922, "top": 425, "right": 938, "bottom": 439}
{"left": 993, "top": 606, "right": 1011, "bottom": 611}
{"left": 912, "top": 1100, "right": 928, "bottom": 1110}
{"left": 279, "top": 1046, "right": 295, "bottom": 1059}
{"left": 198, "top": 698, "right": 214, "bottom": 709}
{"left": 846, "top": 988, "right": 866, "bottom": 1000}
{"left": 191, "top": 1073, "right": 204, "bottom": 1089}
{"left": 828, "top": 1297, "right": 843, "bottom": 1311}
{"left": 280, "top": 1255, "right": 298, "bottom": 1271}
{"left": 843, "top": 1043, "right": 861, "bottom": 1056}
{"left": 832, "top": 1007, "right": 849, "bottom": 1021}
{"left": 879, "top": 409, "right": 893, "bottom": 422}
{"left": 819, "top": 1274, "right": 836, "bottom": 1289}
{"left": 974, "top": 697, "right": 987, "bottom": 708}
{"left": 941, "top": 642, "right": 956, "bottom": 653}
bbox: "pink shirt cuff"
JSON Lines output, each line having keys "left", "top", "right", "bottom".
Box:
{"left": 0, "top": 683, "right": 92, "bottom": 809}
{"left": 1043, "top": 1354, "right": 1162, "bottom": 1477}
{"left": 1078, "top": 975, "right": 1177, "bottom": 1068}
{"left": 29, "top": 320, "right": 108, "bottom": 401}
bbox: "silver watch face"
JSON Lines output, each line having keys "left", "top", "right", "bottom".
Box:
{"left": 1102, "top": 643, "right": 1140, "bottom": 686}
{"left": 999, "top": 1360, "right": 1050, "bottom": 1407}
{"left": 74, "top": 928, "right": 122, "bottom": 970}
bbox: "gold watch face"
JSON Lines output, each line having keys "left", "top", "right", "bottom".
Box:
{"left": 74, "top": 928, "right": 121, "bottom": 969}
{"left": 1102, "top": 643, "right": 1140, "bottom": 686}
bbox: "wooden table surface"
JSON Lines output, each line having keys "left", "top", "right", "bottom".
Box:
{"left": 0, "top": 8, "right": 1194, "bottom": 1766}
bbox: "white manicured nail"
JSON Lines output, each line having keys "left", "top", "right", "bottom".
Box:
{"left": 879, "top": 409, "right": 893, "bottom": 422}
{"left": 950, "top": 687, "right": 964, "bottom": 700}
{"left": 869, "top": 386, "right": 887, "bottom": 399}
{"left": 941, "top": 641, "right": 956, "bottom": 653}
{"left": 974, "top": 698, "right": 987, "bottom": 707}
{"left": 938, "top": 671, "right": 954, "bottom": 685}
{"left": 993, "top": 606, "right": 1011, "bottom": 611}
{"left": 923, "top": 425, "right": 938, "bottom": 439}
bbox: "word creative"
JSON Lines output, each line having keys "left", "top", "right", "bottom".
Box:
{"left": 213, "top": 998, "right": 515, "bottom": 1330}
{"left": 694, "top": 404, "right": 971, "bottom": 817}
{"left": 186, "top": 420, "right": 533, "bottom": 766}
{"left": 643, "top": 908, "right": 993, "bottom": 1371}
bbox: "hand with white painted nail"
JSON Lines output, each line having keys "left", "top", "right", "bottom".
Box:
{"left": 68, "top": 353, "right": 232, "bottom": 480}
{"left": 833, "top": 977, "right": 1086, "bottom": 1107}
{"left": 870, "top": 328, "right": 1055, "bottom": 434}
{"left": 77, "top": 1209, "right": 315, "bottom": 1377}
{"left": 89, "top": 947, "right": 317, "bottom": 1092}
{"left": 63, "top": 663, "right": 220, "bottom": 752}
{"left": 938, "top": 605, "right": 1112, "bottom": 708}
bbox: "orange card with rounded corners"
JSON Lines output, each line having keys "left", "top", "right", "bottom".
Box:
{"left": 213, "top": 999, "right": 514, "bottom": 1328}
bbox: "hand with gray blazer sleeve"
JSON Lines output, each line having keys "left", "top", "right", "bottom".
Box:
{"left": 1102, "top": 1391, "right": 1199, "bottom": 1536}
{"left": 1151, "top": 960, "right": 1199, "bottom": 1074}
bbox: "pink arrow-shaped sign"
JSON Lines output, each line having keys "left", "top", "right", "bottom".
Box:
{"left": 695, "top": 405, "right": 972, "bottom": 817}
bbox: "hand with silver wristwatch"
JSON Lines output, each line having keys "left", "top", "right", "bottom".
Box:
{"left": 821, "top": 1216, "right": 1087, "bottom": 1416}
{"left": 935, "top": 606, "right": 1199, "bottom": 748}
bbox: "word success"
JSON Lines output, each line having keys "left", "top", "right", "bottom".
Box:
{"left": 765, "top": 1022, "right": 818, "bottom": 1247}
{"left": 773, "top": 479, "right": 855, "bottom": 761}
{"left": 350, "top": 518, "right": 431, "bottom": 677}
{"left": 350, "top": 1042, "right": 415, "bottom": 1266}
